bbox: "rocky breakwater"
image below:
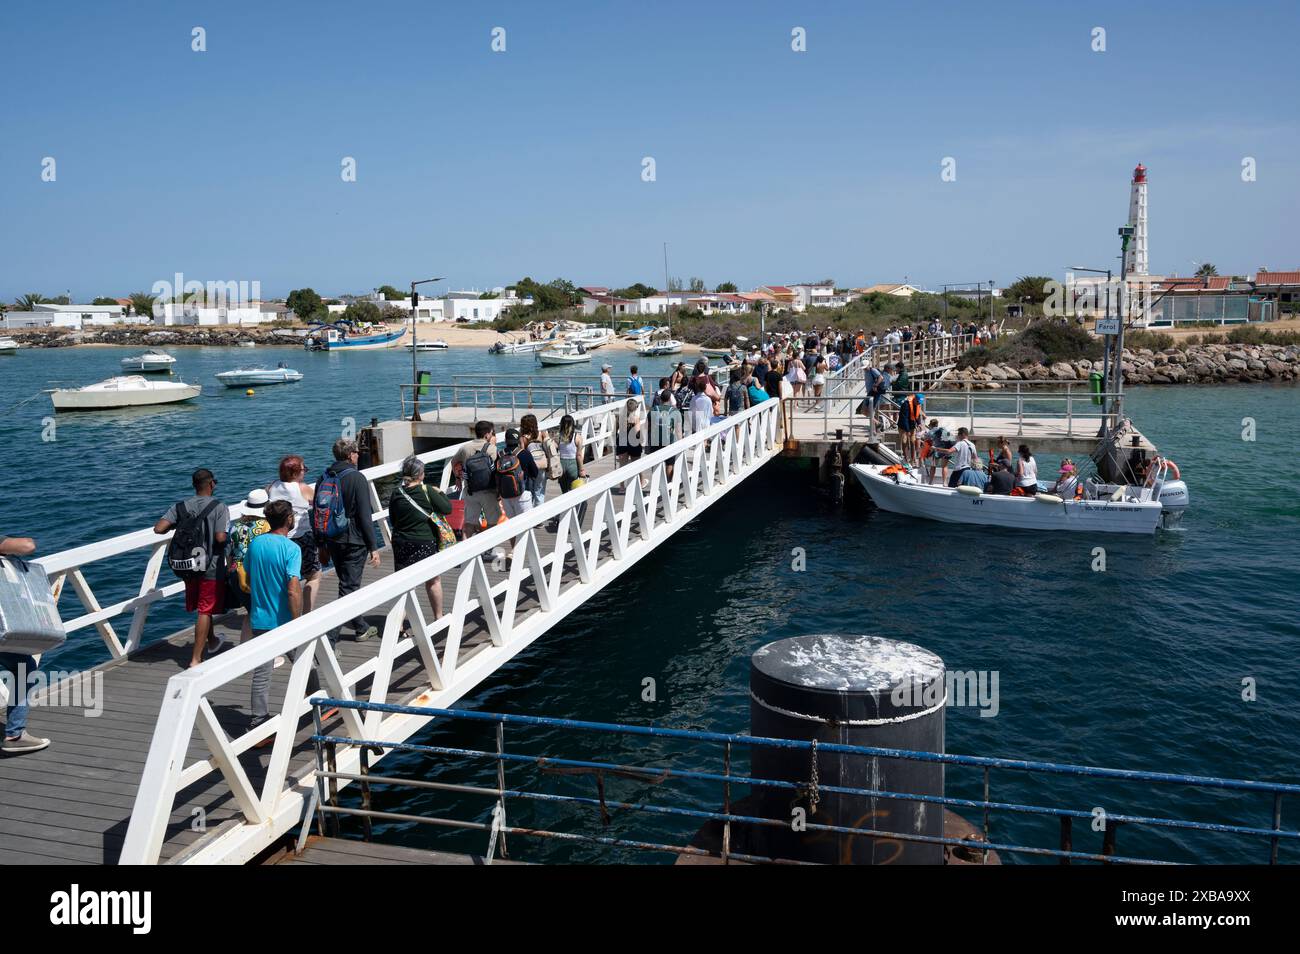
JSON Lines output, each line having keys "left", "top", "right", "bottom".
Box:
{"left": 8, "top": 325, "right": 301, "bottom": 349}
{"left": 950, "top": 343, "right": 1300, "bottom": 389}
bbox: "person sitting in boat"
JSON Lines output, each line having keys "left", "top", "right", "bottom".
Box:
{"left": 987, "top": 460, "right": 1015, "bottom": 495}
{"left": 1012, "top": 445, "right": 1038, "bottom": 496}
{"left": 1052, "top": 459, "right": 1080, "bottom": 499}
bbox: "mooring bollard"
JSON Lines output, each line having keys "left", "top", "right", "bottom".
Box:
{"left": 749, "top": 634, "right": 946, "bottom": 864}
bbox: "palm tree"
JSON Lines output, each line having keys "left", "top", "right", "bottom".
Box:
{"left": 1194, "top": 263, "right": 1218, "bottom": 278}
{"left": 15, "top": 293, "right": 46, "bottom": 310}
{"left": 128, "top": 291, "right": 158, "bottom": 319}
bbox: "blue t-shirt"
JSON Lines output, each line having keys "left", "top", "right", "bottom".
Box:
{"left": 247, "top": 532, "right": 302, "bottom": 631}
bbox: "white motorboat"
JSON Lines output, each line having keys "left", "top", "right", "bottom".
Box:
{"left": 636, "top": 338, "right": 684, "bottom": 356}
{"left": 237, "top": 340, "right": 257, "bottom": 348}
{"left": 489, "top": 337, "right": 551, "bottom": 354}
{"left": 405, "top": 340, "right": 449, "bottom": 351}
{"left": 48, "top": 375, "right": 201, "bottom": 412}
{"left": 567, "top": 326, "right": 614, "bottom": 349}
{"left": 849, "top": 458, "right": 1189, "bottom": 535}
{"left": 0, "top": 337, "right": 19, "bottom": 354}
{"left": 537, "top": 340, "right": 592, "bottom": 365}
{"left": 622, "top": 325, "right": 657, "bottom": 340}
{"left": 700, "top": 346, "right": 742, "bottom": 360}
{"left": 120, "top": 350, "right": 177, "bottom": 373}
{"left": 214, "top": 364, "right": 304, "bottom": 387}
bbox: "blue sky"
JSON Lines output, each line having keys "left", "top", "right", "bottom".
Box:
{"left": 2, "top": 0, "right": 1296, "bottom": 300}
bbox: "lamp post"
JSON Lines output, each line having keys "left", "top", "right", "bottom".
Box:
{"left": 408, "top": 276, "right": 444, "bottom": 421}
{"left": 1070, "top": 264, "right": 1114, "bottom": 435}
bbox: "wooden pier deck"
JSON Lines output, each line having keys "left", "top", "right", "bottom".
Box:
{"left": 0, "top": 455, "right": 631, "bottom": 865}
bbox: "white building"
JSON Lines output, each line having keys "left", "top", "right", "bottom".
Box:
{"left": 154, "top": 302, "right": 265, "bottom": 326}
{"left": 3, "top": 303, "right": 135, "bottom": 329}
{"left": 789, "top": 282, "right": 838, "bottom": 311}
{"left": 685, "top": 293, "right": 751, "bottom": 315}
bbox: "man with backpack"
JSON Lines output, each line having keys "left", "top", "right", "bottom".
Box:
{"left": 452, "top": 420, "right": 500, "bottom": 539}
{"left": 626, "top": 365, "right": 644, "bottom": 396}
{"left": 154, "top": 468, "right": 230, "bottom": 668}
{"left": 495, "top": 428, "right": 538, "bottom": 520}
{"left": 313, "top": 439, "right": 380, "bottom": 642}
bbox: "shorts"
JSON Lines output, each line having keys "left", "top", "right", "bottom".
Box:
{"left": 293, "top": 534, "right": 322, "bottom": 576}
{"left": 185, "top": 576, "right": 226, "bottom": 615}
{"left": 616, "top": 443, "right": 644, "bottom": 459}
{"left": 463, "top": 489, "right": 502, "bottom": 529}
{"left": 501, "top": 495, "right": 533, "bottom": 518}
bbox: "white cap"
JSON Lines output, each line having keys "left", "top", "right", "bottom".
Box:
{"left": 244, "top": 488, "right": 270, "bottom": 508}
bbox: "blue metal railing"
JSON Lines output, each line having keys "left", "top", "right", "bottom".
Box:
{"left": 307, "top": 699, "right": 1298, "bottom": 865}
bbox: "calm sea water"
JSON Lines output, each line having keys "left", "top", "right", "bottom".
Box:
{"left": 2, "top": 344, "right": 1297, "bottom": 863}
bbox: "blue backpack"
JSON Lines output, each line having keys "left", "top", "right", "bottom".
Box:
{"left": 312, "top": 471, "right": 350, "bottom": 540}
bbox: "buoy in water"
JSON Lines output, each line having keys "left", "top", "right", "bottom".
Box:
{"left": 245, "top": 388, "right": 255, "bottom": 396}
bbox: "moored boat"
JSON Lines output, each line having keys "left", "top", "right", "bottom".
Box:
{"left": 849, "top": 458, "right": 1188, "bottom": 534}
{"left": 120, "top": 350, "right": 176, "bottom": 373}
{"left": 0, "top": 337, "right": 19, "bottom": 354}
{"left": 490, "top": 337, "right": 551, "bottom": 354}
{"left": 48, "top": 376, "right": 201, "bottom": 412}
{"left": 405, "top": 340, "right": 449, "bottom": 351}
{"left": 567, "top": 326, "right": 614, "bottom": 349}
{"left": 636, "top": 338, "right": 683, "bottom": 356}
{"left": 305, "top": 323, "right": 407, "bottom": 351}
{"left": 537, "top": 340, "right": 592, "bottom": 365}
{"left": 214, "top": 364, "right": 304, "bottom": 387}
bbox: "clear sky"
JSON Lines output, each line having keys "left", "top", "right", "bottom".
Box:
{"left": 2, "top": 0, "right": 1296, "bottom": 301}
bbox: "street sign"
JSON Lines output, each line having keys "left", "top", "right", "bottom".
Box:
{"left": 1096, "top": 318, "right": 1121, "bottom": 335}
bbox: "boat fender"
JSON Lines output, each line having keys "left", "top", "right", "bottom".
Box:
{"left": 1034, "top": 493, "right": 1063, "bottom": 504}
{"left": 956, "top": 484, "right": 982, "bottom": 497}
{"left": 1109, "top": 487, "right": 1126, "bottom": 502}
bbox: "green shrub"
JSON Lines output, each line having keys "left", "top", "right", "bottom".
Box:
{"left": 957, "top": 320, "right": 1101, "bottom": 368}
{"left": 1126, "top": 331, "right": 1174, "bottom": 351}
{"left": 1226, "top": 325, "right": 1300, "bottom": 346}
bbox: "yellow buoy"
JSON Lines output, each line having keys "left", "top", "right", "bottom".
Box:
{"left": 246, "top": 388, "right": 255, "bottom": 396}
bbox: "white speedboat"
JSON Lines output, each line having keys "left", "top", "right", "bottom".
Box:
{"left": 490, "top": 337, "right": 551, "bottom": 354}
{"left": 622, "top": 325, "right": 657, "bottom": 340}
{"left": 0, "top": 337, "right": 19, "bottom": 354}
{"left": 120, "top": 350, "right": 177, "bottom": 373}
{"left": 214, "top": 364, "right": 304, "bottom": 387}
{"left": 237, "top": 340, "right": 257, "bottom": 348}
{"left": 48, "top": 376, "right": 201, "bottom": 412}
{"left": 537, "top": 341, "right": 592, "bottom": 365}
{"left": 405, "top": 340, "right": 449, "bottom": 351}
{"left": 850, "top": 458, "right": 1188, "bottom": 535}
{"left": 636, "top": 338, "right": 684, "bottom": 356}
{"left": 567, "top": 326, "right": 614, "bottom": 349}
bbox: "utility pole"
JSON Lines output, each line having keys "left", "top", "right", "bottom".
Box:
{"left": 408, "top": 276, "right": 444, "bottom": 421}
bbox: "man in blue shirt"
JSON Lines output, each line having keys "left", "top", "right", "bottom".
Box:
{"left": 626, "top": 365, "right": 644, "bottom": 396}
{"left": 247, "top": 500, "right": 303, "bottom": 734}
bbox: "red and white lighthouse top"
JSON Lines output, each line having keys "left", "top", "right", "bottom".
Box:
{"left": 1133, "top": 163, "right": 1147, "bottom": 183}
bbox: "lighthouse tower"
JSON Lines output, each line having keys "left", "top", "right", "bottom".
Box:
{"left": 1126, "top": 163, "right": 1149, "bottom": 277}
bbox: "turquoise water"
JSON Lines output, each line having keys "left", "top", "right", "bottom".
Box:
{"left": 2, "top": 345, "right": 1298, "bottom": 863}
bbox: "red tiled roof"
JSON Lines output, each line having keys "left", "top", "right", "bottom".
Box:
{"left": 1157, "top": 276, "right": 1231, "bottom": 291}
{"left": 1254, "top": 271, "right": 1300, "bottom": 286}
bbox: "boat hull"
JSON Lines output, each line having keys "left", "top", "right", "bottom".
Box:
{"left": 850, "top": 464, "right": 1163, "bottom": 534}
{"left": 538, "top": 352, "right": 592, "bottom": 365}
{"left": 51, "top": 383, "right": 201, "bottom": 411}
{"left": 215, "top": 370, "right": 303, "bottom": 387}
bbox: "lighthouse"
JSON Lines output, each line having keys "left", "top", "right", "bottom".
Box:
{"left": 1126, "top": 163, "right": 1149, "bottom": 277}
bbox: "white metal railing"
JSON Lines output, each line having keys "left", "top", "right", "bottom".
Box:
{"left": 825, "top": 334, "right": 974, "bottom": 398}
{"left": 29, "top": 396, "right": 633, "bottom": 664}
{"left": 119, "top": 397, "right": 783, "bottom": 864}
{"left": 784, "top": 381, "right": 1124, "bottom": 443}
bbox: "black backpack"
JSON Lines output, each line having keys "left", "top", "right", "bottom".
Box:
{"left": 464, "top": 441, "right": 496, "bottom": 494}
{"left": 167, "top": 499, "right": 221, "bottom": 578}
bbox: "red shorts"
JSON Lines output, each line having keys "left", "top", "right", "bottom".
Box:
{"left": 184, "top": 576, "right": 226, "bottom": 615}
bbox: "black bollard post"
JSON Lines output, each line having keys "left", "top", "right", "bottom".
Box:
{"left": 749, "top": 634, "right": 946, "bottom": 864}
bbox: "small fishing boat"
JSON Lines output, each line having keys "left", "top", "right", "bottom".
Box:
{"left": 214, "top": 363, "right": 304, "bottom": 387}
{"left": 120, "top": 350, "right": 177, "bottom": 373}
{"left": 849, "top": 457, "right": 1188, "bottom": 535}
{"left": 490, "top": 337, "right": 551, "bottom": 354}
{"left": 622, "top": 325, "right": 657, "bottom": 340}
{"left": 567, "top": 326, "right": 614, "bottom": 349}
{"left": 537, "top": 340, "right": 592, "bottom": 365}
{"left": 405, "top": 340, "right": 449, "bottom": 351}
{"left": 304, "top": 322, "right": 407, "bottom": 351}
{"left": 0, "top": 337, "right": 19, "bottom": 354}
{"left": 700, "top": 346, "right": 741, "bottom": 360}
{"left": 48, "top": 376, "right": 201, "bottom": 412}
{"left": 636, "top": 338, "right": 683, "bottom": 356}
